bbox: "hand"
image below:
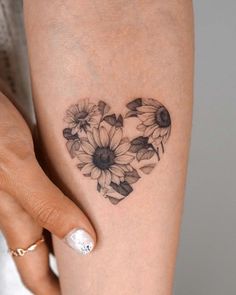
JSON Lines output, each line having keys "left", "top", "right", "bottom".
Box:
{"left": 0, "top": 91, "right": 96, "bottom": 294}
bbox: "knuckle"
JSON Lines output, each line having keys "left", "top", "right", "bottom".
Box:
{"left": 34, "top": 202, "right": 61, "bottom": 228}
{"left": 0, "top": 125, "right": 34, "bottom": 162}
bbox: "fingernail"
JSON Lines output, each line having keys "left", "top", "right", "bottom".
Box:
{"left": 64, "top": 228, "right": 94, "bottom": 255}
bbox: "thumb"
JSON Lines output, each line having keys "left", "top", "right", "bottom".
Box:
{"left": 5, "top": 158, "right": 96, "bottom": 255}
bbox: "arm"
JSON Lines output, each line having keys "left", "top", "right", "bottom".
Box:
{"left": 24, "top": 0, "right": 193, "bottom": 294}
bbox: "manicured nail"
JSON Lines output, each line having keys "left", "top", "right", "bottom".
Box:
{"left": 65, "top": 229, "right": 94, "bottom": 255}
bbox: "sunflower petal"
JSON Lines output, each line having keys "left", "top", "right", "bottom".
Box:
{"left": 118, "top": 164, "right": 130, "bottom": 172}
{"left": 115, "top": 142, "right": 130, "bottom": 156}
{"left": 110, "top": 128, "right": 122, "bottom": 150}
{"left": 115, "top": 154, "right": 135, "bottom": 165}
{"left": 154, "top": 136, "right": 162, "bottom": 146}
{"left": 109, "top": 165, "right": 124, "bottom": 177}
{"left": 144, "top": 125, "right": 157, "bottom": 137}
{"left": 111, "top": 174, "right": 120, "bottom": 185}
{"left": 143, "top": 117, "right": 156, "bottom": 126}
{"left": 136, "top": 105, "right": 157, "bottom": 112}
{"left": 98, "top": 171, "right": 106, "bottom": 188}
{"left": 87, "top": 131, "right": 97, "bottom": 148}
{"left": 81, "top": 140, "right": 95, "bottom": 155}
{"left": 160, "top": 128, "right": 168, "bottom": 136}
{"left": 93, "top": 128, "right": 102, "bottom": 147}
{"left": 153, "top": 127, "right": 161, "bottom": 138}
{"left": 109, "top": 126, "right": 116, "bottom": 139}
{"left": 104, "top": 170, "right": 112, "bottom": 186}
{"left": 138, "top": 113, "right": 154, "bottom": 122}
{"left": 143, "top": 98, "right": 161, "bottom": 108}
{"left": 91, "top": 167, "right": 101, "bottom": 179}
{"left": 77, "top": 153, "right": 92, "bottom": 163}
{"left": 81, "top": 163, "right": 94, "bottom": 174}
{"left": 100, "top": 126, "right": 109, "bottom": 147}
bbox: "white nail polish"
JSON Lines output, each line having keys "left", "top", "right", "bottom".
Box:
{"left": 65, "top": 229, "right": 94, "bottom": 255}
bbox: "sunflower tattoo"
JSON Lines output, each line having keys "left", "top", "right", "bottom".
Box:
{"left": 63, "top": 98, "right": 171, "bottom": 204}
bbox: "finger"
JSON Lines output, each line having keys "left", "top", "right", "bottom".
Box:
{"left": 0, "top": 92, "right": 96, "bottom": 254}
{"left": 2, "top": 158, "right": 96, "bottom": 254}
{"left": 0, "top": 191, "right": 60, "bottom": 295}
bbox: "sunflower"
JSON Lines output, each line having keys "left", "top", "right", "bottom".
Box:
{"left": 65, "top": 99, "right": 100, "bottom": 134}
{"left": 77, "top": 126, "right": 134, "bottom": 189}
{"left": 136, "top": 98, "right": 171, "bottom": 146}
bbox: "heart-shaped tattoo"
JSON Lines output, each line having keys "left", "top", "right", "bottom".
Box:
{"left": 63, "top": 98, "right": 171, "bottom": 205}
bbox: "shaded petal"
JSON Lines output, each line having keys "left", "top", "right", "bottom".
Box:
{"left": 144, "top": 125, "right": 157, "bottom": 137}
{"left": 109, "top": 165, "right": 124, "bottom": 177}
{"left": 115, "top": 142, "right": 130, "bottom": 156}
{"left": 160, "top": 128, "right": 168, "bottom": 136}
{"left": 100, "top": 126, "right": 109, "bottom": 147}
{"left": 87, "top": 131, "right": 97, "bottom": 148}
{"left": 93, "top": 128, "right": 102, "bottom": 147}
{"left": 81, "top": 140, "right": 95, "bottom": 155}
{"left": 153, "top": 127, "right": 161, "bottom": 138}
{"left": 143, "top": 117, "right": 156, "bottom": 126}
{"left": 77, "top": 153, "right": 92, "bottom": 163}
{"left": 115, "top": 154, "right": 135, "bottom": 165}
{"left": 138, "top": 113, "right": 154, "bottom": 122}
{"left": 98, "top": 171, "right": 106, "bottom": 188}
{"left": 81, "top": 163, "right": 94, "bottom": 174}
{"left": 110, "top": 128, "right": 122, "bottom": 150}
{"left": 91, "top": 167, "right": 101, "bottom": 179}
{"left": 137, "top": 105, "right": 157, "bottom": 112}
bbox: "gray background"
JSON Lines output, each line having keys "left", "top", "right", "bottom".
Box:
{"left": 0, "top": 0, "right": 235, "bottom": 294}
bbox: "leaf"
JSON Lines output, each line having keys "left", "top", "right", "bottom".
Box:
{"left": 63, "top": 128, "right": 79, "bottom": 140}
{"left": 116, "top": 115, "right": 123, "bottom": 127}
{"left": 103, "top": 114, "right": 117, "bottom": 126}
{"left": 110, "top": 181, "right": 133, "bottom": 197}
{"left": 98, "top": 100, "right": 110, "bottom": 115}
{"left": 126, "top": 98, "right": 142, "bottom": 111}
{"left": 66, "top": 140, "right": 80, "bottom": 158}
{"left": 129, "top": 136, "right": 149, "bottom": 153}
{"left": 106, "top": 196, "right": 124, "bottom": 205}
{"left": 137, "top": 149, "right": 155, "bottom": 161}
{"left": 140, "top": 163, "right": 156, "bottom": 174}
{"left": 125, "top": 110, "right": 138, "bottom": 118}
{"left": 124, "top": 169, "right": 140, "bottom": 184}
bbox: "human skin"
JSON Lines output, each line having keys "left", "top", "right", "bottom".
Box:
{"left": 24, "top": 0, "right": 194, "bottom": 294}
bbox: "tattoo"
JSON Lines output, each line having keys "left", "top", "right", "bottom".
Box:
{"left": 63, "top": 98, "right": 171, "bottom": 205}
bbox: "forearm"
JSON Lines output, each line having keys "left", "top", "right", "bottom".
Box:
{"left": 24, "top": 1, "right": 193, "bottom": 294}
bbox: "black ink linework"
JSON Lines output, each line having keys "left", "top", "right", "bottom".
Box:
{"left": 63, "top": 98, "right": 171, "bottom": 204}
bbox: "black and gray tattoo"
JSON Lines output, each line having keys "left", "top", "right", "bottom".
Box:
{"left": 63, "top": 98, "right": 171, "bottom": 204}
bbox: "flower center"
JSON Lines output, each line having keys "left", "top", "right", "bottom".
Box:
{"left": 93, "top": 147, "right": 115, "bottom": 170}
{"left": 155, "top": 106, "right": 171, "bottom": 128}
{"left": 75, "top": 111, "right": 89, "bottom": 122}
